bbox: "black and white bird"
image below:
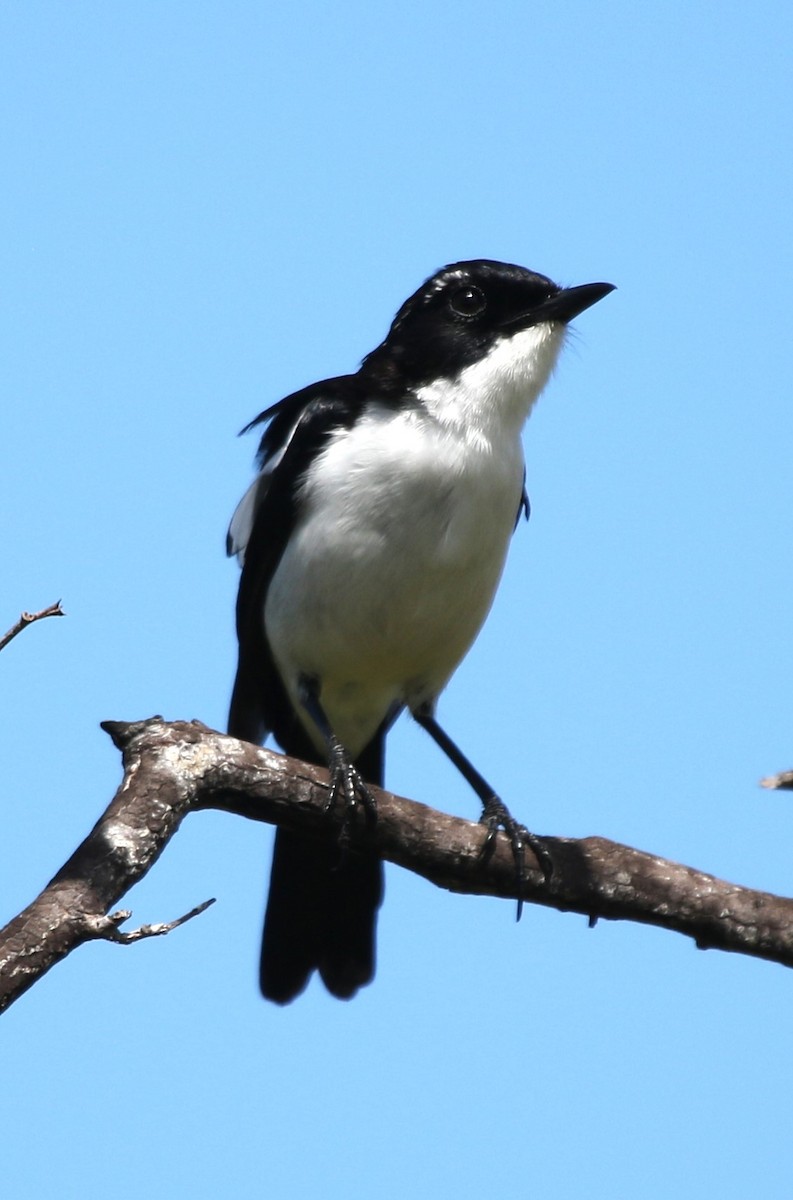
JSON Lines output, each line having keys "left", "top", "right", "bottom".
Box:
{"left": 227, "top": 258, "right": 614, "bottom": 1004}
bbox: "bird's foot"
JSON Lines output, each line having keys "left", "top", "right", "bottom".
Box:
{"left": 479, "top": 796, "right": 553, "bottom": 920}
{"left": 325, "top": 736, "right": 378, "bottom": 848}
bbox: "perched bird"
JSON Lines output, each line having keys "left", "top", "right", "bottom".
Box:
{"left": 227, "top": 258, "right": 614, "bottom": 1004}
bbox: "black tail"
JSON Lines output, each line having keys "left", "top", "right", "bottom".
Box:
{"left": 258, "top": 736, "right": 384, "bottom": 1004}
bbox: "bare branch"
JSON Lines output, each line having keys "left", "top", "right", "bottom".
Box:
{"left": 761, "top": 770, "right": 793, "bottom": 791}
{"left": 0, "top": 602, "right": 64, "bottom": 654}
{"left": 88, "top": 898, "right": 216, "bottom": 945}
{"left": 1, "top": 716, "right": 792, "bottom": 1013}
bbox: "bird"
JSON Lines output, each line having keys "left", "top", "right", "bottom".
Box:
{"left": 227, "top": 258, "right": 614, "bottom": 1004}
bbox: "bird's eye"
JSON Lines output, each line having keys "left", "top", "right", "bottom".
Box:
{"left": 449, "top": 285, "right": 486, "bottom": 317}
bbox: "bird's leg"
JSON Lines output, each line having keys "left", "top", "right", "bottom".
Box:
{"left": 297, "top": 675, "right": 377, "bottom": 847}
{"left": 412, "top": 704, "right": 553, "bottom": 918}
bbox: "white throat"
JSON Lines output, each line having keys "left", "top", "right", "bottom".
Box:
{"left": 416, "top": 321, "right": 566, "bottom": 444}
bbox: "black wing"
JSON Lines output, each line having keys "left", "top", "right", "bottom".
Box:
{"left": 228, "top": 374, "right": 371, "bottom": 748}
{"left": 515, "top": 470, "right": 530, "bottom": 529}
{"left": 227, "top": 374, "right": 386, "bottom": 1004}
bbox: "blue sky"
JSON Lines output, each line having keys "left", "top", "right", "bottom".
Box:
{"left": 2, "top": 3, "right": 793, "bottom": 1197}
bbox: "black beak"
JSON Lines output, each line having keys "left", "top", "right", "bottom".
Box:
{"left": 539, "top": 281, "right": 616, "bottom": 324}
{"left": 500, "top": 280, "right": 615, "bottom": 333}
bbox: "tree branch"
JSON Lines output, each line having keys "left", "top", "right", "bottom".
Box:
{"left": 91, "top": 898, "right": 217, "bottom": 944}
{"left": 2, "top": 716, "right": 792, "bottom": 1013}
{"left": 0, "top": 601, "right": 64, "bottom": 654}
{"left": 761, "top": 769, "right": 793, "bottom": 791}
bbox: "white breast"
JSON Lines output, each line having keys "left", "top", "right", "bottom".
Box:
{"left": 264, "top": 403, "right": 524, "bottom": 754}
{"left": 259, "top": 319, "right": 566, "bottom": 755}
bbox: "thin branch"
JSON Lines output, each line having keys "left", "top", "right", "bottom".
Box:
{"left": 1, "top": 716, "right": 792, "bottom": 1013}
{"left": 89, "top": 898, "right": 216, "bottom": 945}
{"left": 0, "top": 602, "right": 64, "bottom": 654}
{"left": 761, "top": 770, "right": 793, "bottom": 791}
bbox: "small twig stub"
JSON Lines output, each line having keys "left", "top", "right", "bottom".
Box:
{"left": 95, "top": 899, "right": 217, "bottom": 945}
{"left": 0, "top": 601, "right": 65, "bottom": 654}
{"left": 761, "top": 770, "right": 793, "bottom": 791}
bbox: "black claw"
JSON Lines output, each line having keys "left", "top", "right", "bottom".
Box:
{"left": 478, "top": 796, "right": 553, "bottom": 918}
{"left": 325, "top": 736, "right": 378, "bottom": 848}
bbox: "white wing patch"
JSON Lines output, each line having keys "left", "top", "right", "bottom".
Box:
{"left": 227, "top": 475, "right": 265, "bottom": 565}
{"left": 227, "top": 412, "right": 304, "bottom": 565}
